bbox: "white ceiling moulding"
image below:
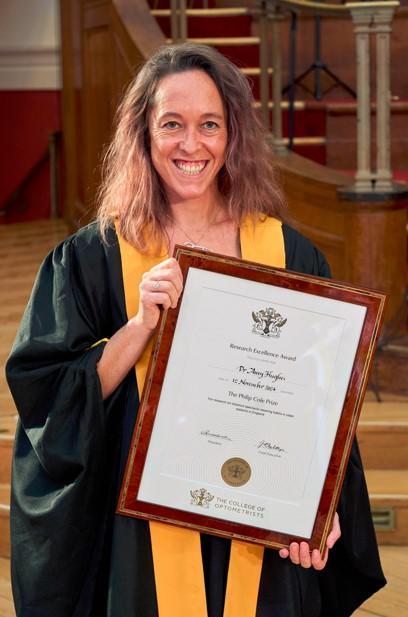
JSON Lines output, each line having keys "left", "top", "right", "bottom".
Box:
{"left": 0, "top": 46, "right": 61, "bottom": 90}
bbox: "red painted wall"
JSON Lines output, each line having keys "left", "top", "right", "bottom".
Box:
{"left": 0, "top": 90, "right": 61, "bottom": 223}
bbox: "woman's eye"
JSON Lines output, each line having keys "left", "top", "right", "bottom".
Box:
{"left": 202, "top": 121, "right": 218, "bottom": 130}
{"left": 163, "top": 121, "right": 180, "bottom": 129}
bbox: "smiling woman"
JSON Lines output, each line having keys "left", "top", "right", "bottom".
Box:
{"left": 6, "top": 43, "right": 386, "bottom": 617}
{"left": 148, "top": 71, "right": 228, "bottom": 217}
{"left": 97, "top": 43, "right": 285, "bottom": 256}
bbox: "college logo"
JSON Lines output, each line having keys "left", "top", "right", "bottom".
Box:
{"left": 190, "top": 488, "right": 215, "bottom": 508}
{"left": 252, "top": 307, "right": 287, "bottom": 338}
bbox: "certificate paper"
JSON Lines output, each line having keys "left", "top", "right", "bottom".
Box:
{"left": 118, "top": 248, "right": 386, "bottom": 550}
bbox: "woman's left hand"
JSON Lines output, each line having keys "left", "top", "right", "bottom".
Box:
{"left": 278, "top": 512, "right": 341, "bottom": 570}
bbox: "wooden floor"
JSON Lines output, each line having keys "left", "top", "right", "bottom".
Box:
{"left": 0, "top": 547, "right": 407, "bottom": 616}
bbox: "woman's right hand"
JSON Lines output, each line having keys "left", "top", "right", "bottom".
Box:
{"left": 134, "top": 257, "right": 184, "bottom": 332}
{"left": 97, "top": 258, "right": 183, "bottom": 399}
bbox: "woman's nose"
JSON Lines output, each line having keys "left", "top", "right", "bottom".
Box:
{"left": 180, "top": 127, "right": 200, "bottom": 153}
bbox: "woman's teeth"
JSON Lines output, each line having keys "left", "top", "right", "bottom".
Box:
{"left": 174, "top": 160, "right": 206, "bottom": 175}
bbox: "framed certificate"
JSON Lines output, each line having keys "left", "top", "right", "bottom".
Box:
{"left": 117, "top": 246, "right": 386, "bottom": 552}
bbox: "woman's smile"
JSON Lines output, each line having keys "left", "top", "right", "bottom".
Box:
{"left": 173, "top": 159, "right": 208, "bottom": 175}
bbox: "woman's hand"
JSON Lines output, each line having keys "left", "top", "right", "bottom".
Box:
{"left": 134, "top": 257, "right": 184, "bottom": 332}
{"left": 97, "top": 258, "right": 183, "bottom": 399}
{"left": 278, "top": 512, "right": 341, "bottom": 570}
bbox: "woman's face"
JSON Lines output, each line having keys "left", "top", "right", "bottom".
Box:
{"left": 148, "top": 70, "right": 228, "bottom": 205}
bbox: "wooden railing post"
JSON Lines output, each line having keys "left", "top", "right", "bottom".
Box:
{"left": 349, "top": 7, "right": 372, "bottom": 192}
{"left": 170, "top": 0, "right": 180, "bottom": 42}
{"left": 374, "top": 5, "right": 396, "bottom": 192}
{"left": 270, "top": 7, "right": 286, "bottom": 154}
{"left": 347, "top": 1, "right": 398, "bottom": 194}
{"left": 258, "top": 0, "right": 271, "bottom": 129}
{"left": 179, "top": 0, "right": 187, "bottom": 42}
{"left": 170, "top": 0, "right": 187, "bottom": 43}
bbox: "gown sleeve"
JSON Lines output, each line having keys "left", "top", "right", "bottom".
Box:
{"left": 6, "top": 225, "right": 120, "bottom": 617}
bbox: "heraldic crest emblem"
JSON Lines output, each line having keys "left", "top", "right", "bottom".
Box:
{"left": 252, "top": 306, "right": 287, "bottom": 338}
{"left": 190, "top": 488, "right": 214, "bottom": 508}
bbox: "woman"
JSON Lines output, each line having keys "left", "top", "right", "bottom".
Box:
{"left": 7, "top": 43, "right": 385, "bottom": 617}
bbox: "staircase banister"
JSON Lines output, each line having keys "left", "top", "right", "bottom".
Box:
{"left": 272, "top": 149, "right": 354, "bottom": 187}
{"left": 267, "top": 0, "right": 348, "bottom": 17}
{"left": 112, "top": 0, "right": 166, "bottom": 57}
{"left": 267, "top": 0, "right": 398, "bottom": 17}
{"left": 346, "top": 0, "right": 399, "bottom": 9}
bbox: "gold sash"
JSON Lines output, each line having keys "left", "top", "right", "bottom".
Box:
{"left": 117, "top": 217, "right": 285, "bottom": 617}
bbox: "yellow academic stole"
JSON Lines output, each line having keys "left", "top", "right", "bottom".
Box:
{"left": 116, "top": 217, "right": 285, "bottom": 617}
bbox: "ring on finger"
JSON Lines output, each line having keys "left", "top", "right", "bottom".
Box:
{"left": 153, "top": 280, "right": 161, "bottom": 290}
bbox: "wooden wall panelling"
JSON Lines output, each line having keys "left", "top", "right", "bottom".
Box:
{"left": 277, "top": 152, "right": 407, "bottom": 332}
{"left": 346, "top": 202, "right": 407, "bottom": 332}
{"left": 110, "top": 6, "right": 145, "bottom": 95}
{"left": 60, "top": 0, "right": 165, "bottom": 227}
{"left": 82, "top": 1, "right": 114, "bottom": 222}
{"left": 60, "top": 0, "right": 84, "bottom": 227}
{"left": 276, "top": 153, "right": 348, "bottom": 278}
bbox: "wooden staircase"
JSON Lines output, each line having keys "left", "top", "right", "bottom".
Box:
{"left": 148, "top": 0, "right": 408, "bottom": 172}
{"left": 358, "top": 394, "right": 408, "bottom": 545}
{"left": 149, "top": 0, "right": 328, "bottom": 163}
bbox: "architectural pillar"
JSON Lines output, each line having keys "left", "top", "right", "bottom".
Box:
{"left": 350, "top": 9, "right": 372, "bottom": 191}
{"left": 258, "top": 0, "right": 271, "bottom": 129}
{"left": 374, "top": 7, "right": 396, "bottom": 191}
{"left": 270, "top": 9, "right": 286, "bottom": 154}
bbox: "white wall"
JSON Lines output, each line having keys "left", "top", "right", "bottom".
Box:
{"left": 0, "top": 0, "right": 61, "bottom": 90}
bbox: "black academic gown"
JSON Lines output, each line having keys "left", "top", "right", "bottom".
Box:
{"left": 6, "top": 222, "right": 386, "bottom": 617}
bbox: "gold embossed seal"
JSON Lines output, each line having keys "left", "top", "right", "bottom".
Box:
{"left": 221, "top": 458, "right": 251, "bottom": 487}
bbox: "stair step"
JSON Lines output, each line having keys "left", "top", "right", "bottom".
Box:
{"left": 0, "top": 433, "right": 14, "bottom": 486}
{"left": 241, "top": 67, "right": 273, "bottom": 76}
{"left": 358, "top": 400, "right": 408, "bottom": 469}
{"left": 382, "top": 342, "right": 408, "bottom": 356}
{"left": 0, "top": 557, "right": 14, "bottom": 617}
{"left": 0, "top": 485, "right": 10, "bottom": 559}
{"left": 253, "top": 100, "right": 306, "bottom": 110}
{"left": 166, "top": 36, "right": 260, "bottom": 46}
{"left": 0, "top": 393, "right": 17, "bottom": 418}
{"left": 0, "top": 415, "right": 17, "bottom": 435}
{"left": 326, "top": 98, "right": 408, "bottom": 115}
{"left": 366, "top": 470, "right": 408, "bottom": 544}
{"left": 152, "top": 8, "right": 251, "bottom": 17}
{"left": 155, "top": 11, "right": 251, "bottom": 38}
{"left": 283, "top": 136, "right": 326, "bottom": 146}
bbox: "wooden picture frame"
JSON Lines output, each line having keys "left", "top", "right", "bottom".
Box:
{"left": 117, "top": 246, "right": 386, "bottom": 553}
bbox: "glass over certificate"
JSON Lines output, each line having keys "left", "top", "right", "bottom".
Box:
{"left": 118, "top": 247, "right": 386, "bottom": 551}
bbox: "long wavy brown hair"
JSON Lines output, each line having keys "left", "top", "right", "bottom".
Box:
{"left": 97, "top": 42, "right": 285, "bottom": 252}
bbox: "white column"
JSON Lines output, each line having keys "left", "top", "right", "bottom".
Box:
{"left": 270, "top": 9, "right": 286, "bottom": 154}
{"left": 350, "top": 10, "right": 372, "bottom": 191}
{"left": 259, "top": 1, "right": 271, "bottom": 129}
{"left": 374, "top": 7, "right": 395, "bottom": 191}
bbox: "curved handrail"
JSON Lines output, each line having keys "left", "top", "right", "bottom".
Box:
{"left": 266, "top": 0, "right": 398, "bottom": 17}
{"left": 112, "top": 0, "right": 166, "bottom": 57}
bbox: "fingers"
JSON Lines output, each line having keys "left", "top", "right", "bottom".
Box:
{"left": 150, "top": 258, "right": 183, "bottom": 294}
{"left": 299, "top": 542, "right": 312, "bottom": 568}
{"left": 141, "top": 279, "right": 179, "bottom": 309}
{"left": 279, "top": 513, "right": 341, "bottom": 571}
{"left": 326, "top": 512, "right": 341, "bottom": 549}
{"left": 140, "top": 258, "right": 183, "bottom": 310}
{"left": 279, "top": 542, "right": 319, "bottom": 569}
{"left": 311, "top": 548, "right": 329, "bottom": 570}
